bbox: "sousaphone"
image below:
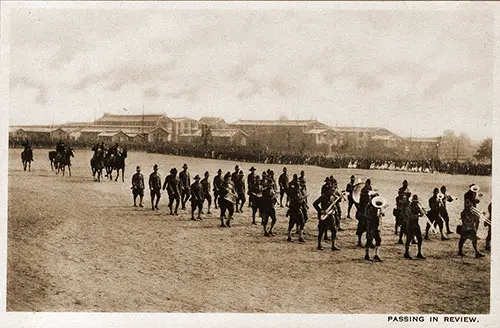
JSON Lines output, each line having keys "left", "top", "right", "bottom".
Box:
{"left": 352, "top": 182, "right": 366, "bottom": 204}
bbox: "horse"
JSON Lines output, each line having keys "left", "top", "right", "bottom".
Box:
{"left": 113, "top": 148, "right": 127, "bottom": 182}
{"left": 55, "top": 147, "right": 75, "bottom": 177}
{"left": 90, "top": 149, "right": 105, "bottom": 182}
{"left": 21, "top": 148, "right": 33, "bottom": 171}
{"left": 103, "top": 152, "right": 116, "bottom": 180}
{"left": 48, "top": 151, "right": 58, "bottom": 170}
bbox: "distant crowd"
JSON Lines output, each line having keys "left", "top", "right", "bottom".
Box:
{"left": 148, "top": 143, "right": 492, "bottom": 177}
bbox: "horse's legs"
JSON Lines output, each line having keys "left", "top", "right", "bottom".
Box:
{"left": 28, "top": 161, "right": 31, "bottom": 172}
{"left": 68, "top": 165, "right": 71, "bottom": 177}
{"left": 115, "top": 169, "right": 119, "bottom": 182}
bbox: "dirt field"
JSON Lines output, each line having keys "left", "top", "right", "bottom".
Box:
{"left": 7, "top": 148, "right": 491, "bottom": 313}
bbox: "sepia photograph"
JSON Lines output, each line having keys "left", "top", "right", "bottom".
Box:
{"left": 1, "top": 0, "right": 498, "bottom": 326}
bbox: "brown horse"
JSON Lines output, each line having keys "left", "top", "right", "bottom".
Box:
{"left": 55, "top": 147, "right": 75, "bottom": 177}
{"left": 21, "top": 148, "right": 33, "bottom": 171}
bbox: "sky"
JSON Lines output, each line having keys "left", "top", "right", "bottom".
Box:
{"left": 7, "top": 4, "right": 494, "bottom": 140}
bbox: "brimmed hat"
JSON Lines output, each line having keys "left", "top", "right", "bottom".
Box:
{"left": 350, "top": 175, "right": 355, "bottom": 179}
{"left": 153, "top": 164, "right": 159, "bottom": 170}
{"left": 235, "top": 165, "right": 239, "bottom": 170}
{"left": 238, "top": 171, "right": 244, "bottom": 176}
{"left": 217, "top": 168, "right": 222, "bottom": 173}
{"left": 136, "top": 166, "right": 141, "bottom": 170}
{"left": 283, "top": 167, "right": 287, "bottom": 172}
{"left": 194, "top": 174, "right": 201, "bottom": 180}
{"left": 182, "top": 163, "right": 188, "bottom": 169}
{"left": 224, "top": 172, "right": 231, "bottom": 179}
{"left": 204, "top": 171, "right": 209, "bottom": 176}
{"left": 249, "top": 166, "right": 256, "bottom": 171}
{"left": 324, "top": 177, "right": 330, "bottom": 182}
{"left": 170, "top": 168, "right": 177, "bottom": 173}
{"left": 412, "top": 195, "right": 419, "bottom": 201}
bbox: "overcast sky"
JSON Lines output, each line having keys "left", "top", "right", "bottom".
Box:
{"left": 7, "top": 5, "right": 494, "bottom": 140}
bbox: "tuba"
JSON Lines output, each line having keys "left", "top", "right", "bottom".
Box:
{"left": 224, "top": 182, "right": 237, "bottom": 204}
{"left": 352, "top": 182, "right": 366, "bottom": 204}
{"left": 371, "top": 196, "right": 387, "bottom": 209}
{"left": 470, "top": 185, "right": 480, "bottom": 193}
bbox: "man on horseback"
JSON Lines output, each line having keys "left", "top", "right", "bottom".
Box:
{"left": 56, "top": 140, "right": 66, "bottom": 155}
{"left": 21, "top": 139, "right": 34, "bottom": 171}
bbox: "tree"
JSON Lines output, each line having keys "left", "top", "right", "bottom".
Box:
{"left": 474, "top": 138, "right": 492, "bottom": 161}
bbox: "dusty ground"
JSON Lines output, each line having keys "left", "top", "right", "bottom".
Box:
{"left": 7, "top": 148, "right": 491, "bottom": 313}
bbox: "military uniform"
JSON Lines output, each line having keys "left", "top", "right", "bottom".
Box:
{"left": 234, "top": 172, "right": 246, "bottom": 213}
{"left": 394, "top": 193, "right": 408, "bottom": 243}
{"left": 149, "top": 166, "right": 162, "bottom": 210}
{"left": 345, "top": 176, "right": 355, "bottom": 219}
{"left": 278, "top": 169, "right": 289, "bottom": 207}
{"left": 458, "top": 201, "right": 484, "bottom": 258}
{"left": 200, "top": 173, "right": 212, "bottom": 214}
{"left": 179, "top": 166, "right": 191, "bottom": 210}
{"left": 364, "top": 199, "right": 382, "bottom": 261}
{"left": 219, "top": 174, "right": 236, "bottom": 227}
{"left": 440, "top": 186, "right": 454, "bottom": 234}
{"left": 286, "top": 185, "right": 306, "bottom": 243}
{"left": 425, "top": 193, "right": 448, "bottom": 240}
{"left": 403, "top": 200, "right": 425, "bottom": 259}
{"left": 213, "top": 170, "right": 223, "bottom": 209}
{"left": 313, "top": 193, "right": 339, "bottom": 251}
{"left": 249, "top": 177, "right": 263, "bottom": 225}
{"left": 190, "top": 177, "right": 204, "bottom": 220}
{"left": 163, "top": 169, "right": 180, "bottom": 215}
{"left": 261, "top": 178, "right": 277, "bottom": 236}
{"left": 131, "top": 168, "right": 144, "bottom": 207}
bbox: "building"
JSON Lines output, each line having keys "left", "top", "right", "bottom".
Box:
{"left": 147, "top": 127, "right": 171, "bottom": 144}
{"left": 97, "top": 131, "right": 129, "bottom": 144}
{"left": 170, "top": 117, "right": 199, "bottom": 142}
{"left": 408, "top": 137, "right": 441, "bottom": 159}
{"left": 303, "top": 128, "right": 341, "bottom": 154}
{"left": 198, "top": 117, "right": 227, "bottom": 129}
{"left": 178, "top": 129, "right": 248, "bottom": 146}
{"left": 229, "top": 120, "right": 329, "bottom": 152}
{"left": 50, "top": 128, "right": 70, "bottom": 141}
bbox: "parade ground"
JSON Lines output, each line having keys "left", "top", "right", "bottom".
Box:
{"left": 7, "top": 148, "right": 492, "bottom": 313}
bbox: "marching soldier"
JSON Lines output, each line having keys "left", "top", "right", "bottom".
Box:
{"left": 131, "top": 166, "right": 144, "bottom": 207}
{"left": 440, "top": 185, "right": 454, "bottom": 234}
{"left": 148, "top": 164, "right": 162, "bottom": 210}
{"left": 485, "top": 202, "right": 492, "bottom": 251}
{"left": 286, "top": 181, "right": 306, "bottom": 243}
{"left": 163, "top": 168, "right": 180, "bottom": 215}
{"left": 231, "top": 165, "right": 240, "bottom": 183}
{"left": 364, "top": 192, "right": 382, "bottom": 262}
{"left": 320, "top": 177, "right": 332, "bottom": 240}
{"left": 313, "top": 187, "right": 340, "bottom": 251}
{"left": 200, "top": 171, "right": 212, "bottom": 215}
{"left": 249, "top": 175, "right": 263, "bottom": 225}
{"left": 278, "top": 167, "right": 289, "bottom": 207}
{"left": 298, "top": 172, "right": 309, "bottom": 225}
{"left": 399, "top": 180, "right": 411, "bottom": 199}
{"left": 190, "top": 175, "right": 204, "bottom": 221}
{"left": 219, "top": 172, "right": 235, "bottom": 227}
{"left": 213, "top": 169, "right": 223, "bottom": 209}
{"left": 394, "top": 189, "right": 408, "bottom": 244}
{"left": 235, "top": 171, "right": 246, "bottom": 213}
{"left": 424, "top": 188, "right": 449, "bottom": 241}
{"left": 179, "top": 164, "right": 191, "bottom": 210}
{"left": 247, "top": 166, "right": 257, "bottom": 208}
{"left": 261, "top": 175, "right": 277, "bottom": 236}
{"left": 346, "top": 175, "right": 356, "bottom": 219}
{"left": 458, "top": 198, "right": 484, "bottom": 258}
{"left": 464, "top": 184, "right": 480, "bottom": 208}
{"left": 404, "top": 195, "right": 426, "bottom": 260}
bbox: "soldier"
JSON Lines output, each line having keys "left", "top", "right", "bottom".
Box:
{"left": 235, "top": 171, "right": 246, "bottom": 213}
{"left": 268, "top": 170, "right": 278, "bottom": 193}
{"left": 485, "top": 203, "right": 492, "bottom": 251}
{"left": 346, "top": 175, "right": 356, "bottom": 219}
{"left": 404, "top": 195, "right": 426, "bottom": 260}
{"left": 200, "top": 171, "right": 212, "bottom": 215}
{"left": 425, "top": 188, "right": 449, "bottom": 241}
{"left": 219, "top": 172, "right": 235, "bottom": 227}
{"left": 179, "top": 163, "right": 191, "bottom": 210}
{"left": 320, "top": 177, "right": 332, "bottom": 240}
{"left": 190, "top": 175, "right": 204, "bottom": 221}
{"left": 458, "top": 198, "right": 484, "bottom": 258}
{"left": 399, "top": 180, "right": 411, "bottom": 199}
{"left": 131, "top": 166, "right": 144, "bottom": 207}
{"left": 148, "top": 164, "right": 162, "bottom": 210}
{"left": 440, "top": 185, "right": 454, "bottom": 234}
{"left": 464, "top": 184, "right": 480, "bottom": 208}
{"left": 298, "top": 172, "right": 309, "bottom": 226}
{"left": 249, "top": 175, "right": 263, "bottom": 225}
{"left": 163, "top": 168, "right": 180, "bottom": 215}
{"left": 261, "top": 175, "right": 277, "bottom": 236}
{"left": 355, "top": 179, "right": 373, "bottom": 247}
{"left": 394, "top": 189, "right": 409, "bottom": 244}
{"left": 213, "top": 169, "right": 223, "bottom": 209}
{"left": 56, "top": 140, "right": 66, "bottom": 155}
{"left": 313, "top": 186, "right": 340, "bottom": 251}
{"left": 278, "top": 167, "right": 289, "bottom": 207}
{"left": 247, "top": 166, "right": 257, "bottom": 208}
{"left": 286, "top": 182, "right": 306, "bottom": 243}
{"left": 231, "top": 165, "right": 240, "bottom": 183}
{"left": 364, "top": 192, "right": 382, "bottom": 262}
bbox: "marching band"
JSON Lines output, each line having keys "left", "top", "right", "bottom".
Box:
{"left": 135, "top": 162, "right": 493, "bottom": 262}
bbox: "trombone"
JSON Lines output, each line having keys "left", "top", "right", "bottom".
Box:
{"left": 471, "top": 206, "right": 491, "bottom": 226}
{"left": 417, "top": 201, "right": 440, "bottom": 234}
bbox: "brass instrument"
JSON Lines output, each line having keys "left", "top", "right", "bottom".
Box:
{"left": 471, "top": 207, "right": 491, "bottom": 226}
{"left": 417, "top": 201, "right": 439, "bottom": 234}
{"left": 320, "top": 194, "right": 342, "bottom": 220}
{"left": 224, "top": 182, "right": 237, "bottom": 204}
{"left": 352, "top": 182, "right": 365, "bottom": 204}
{"left": 470, "top": 184, "right": 480, "bottom": 193}
{"left": 371, "top": 196, "right": 388, "bottom": 209}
